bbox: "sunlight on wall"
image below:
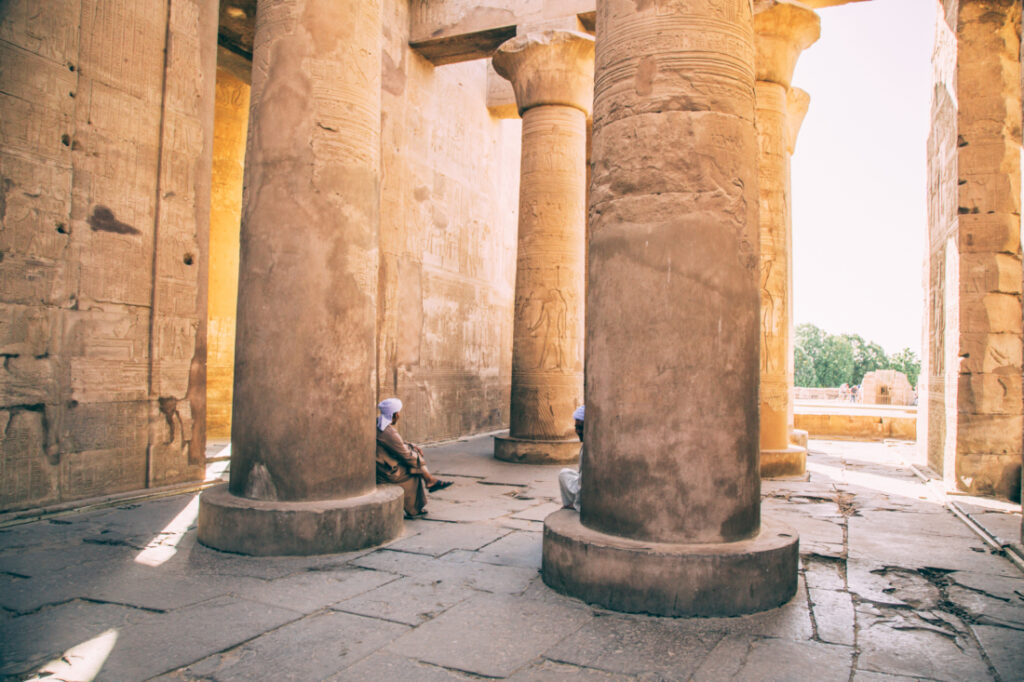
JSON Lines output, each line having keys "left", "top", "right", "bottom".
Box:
{"left": 134, "top": 495, "right": 201, "bottom": 567}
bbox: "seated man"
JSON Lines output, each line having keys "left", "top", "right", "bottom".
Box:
{"left": 375, "top": 398, "right": 452, "bottom": 518}
{"left": 558, "top": 405, "right": 585, "bottom": 512}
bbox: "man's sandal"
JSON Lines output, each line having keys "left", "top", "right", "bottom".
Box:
{"left": 428, "top": 480, "right": 453, "bottom": 492}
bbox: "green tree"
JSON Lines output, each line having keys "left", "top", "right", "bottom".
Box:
{"left": 794, "top": 344, "right": 817, "bottom": 387}
{"left": 816, "top": 334, "right": 855, "bottom": 388}
{"left": 888, "top": 347, "right": 921, "bottom": 387}
{"left": 843, "top": 333, "right": 889, "bottom": 385}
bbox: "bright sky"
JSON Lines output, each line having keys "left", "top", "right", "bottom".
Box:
{"left": 791, "top": 0, "right": 936, "bottom": 356}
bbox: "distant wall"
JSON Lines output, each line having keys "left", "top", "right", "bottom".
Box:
{"left": 376, "top": 0, "right": 520, "bottom": 443}
{"left": 0, "top": 0, "right": 218, "bottom": 512}
{"left": 206, "top": 67, "right": 248, "bottom": 439}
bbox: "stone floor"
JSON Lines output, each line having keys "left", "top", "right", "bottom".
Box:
{"left": 1, "top": 436, "right": 1022, "bottom": 681}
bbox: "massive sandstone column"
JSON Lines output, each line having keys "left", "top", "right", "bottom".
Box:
{"left": 198, "top": 0, "right": 403, "bottom": 555}
{"left": 754, "top": 1, "right": 819, "bottom": 477}
{"left": 491, "top": 31, "right": 594, "bottom": 464}
{"left": 543, "top": 0, "right": 799, "bottom": 616}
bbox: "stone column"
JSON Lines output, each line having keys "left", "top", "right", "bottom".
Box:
{"left": 754, "top": 1, "right": 819, "bottom": 477}
{"left": 787, "top": 86, "right": 811, "bottom": 454}
{"left": 543, "top": 0, "right": 799, "bottom": 617}
{"left": 198, "top": 0, "right": 403, "bottom": 555}
{"left": 491, "top": 31, "right": 594, "bottom": 464}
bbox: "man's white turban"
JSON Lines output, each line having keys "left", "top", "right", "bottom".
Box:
{"left": 572, "top": 405, "right": 585, "bottom": 421}
{"left": 377, "top": 398, "right": 403, "bottom": 431}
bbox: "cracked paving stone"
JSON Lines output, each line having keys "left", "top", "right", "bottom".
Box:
{"left": 385, "top": 518, "right": 512, "bottom": 556}
{"left": 157, "top": 610, "right": 408, "bottom": 682}
{"left": 352, "top": 548, "right": 538, "bottom": 594}
{"left": 808, "top": 588, "right": 855, "bottom": 646}
{"left": 851, "top": 671, "right": 933, "bottom": 682}
{"left": 510, "top": 501, "right": 562, "bottom": 522}
{"left": 803, "top": 555, "right": 846, "bottom": 591}
{"left": 0, "top": 600, "right": 136, "bottom": 677}
{"left": 691, "top": 634, "right": 853, "bottom": 681}
{"left": 386, "top": 592, "right": 592, "bottom": 678}
{"left": 230, "top": 565, "right": 400, "bottom": 614}
{"left": 853, "top": 603, "right": 991, "bottom": 681}
{"left": 967, "top": 623, "right": 1024, "bottom": 682}
{"left": 543, "top": 613, "right": 724, "bottom": 678}
{"left": 333, "top": 574, "right": 478, "bottom": 626}
{"left": 472, "top": 529, "right": 542, "bottom": 569}
{"left": 329, "top": 651, "right": 476, "bottom": 681}
{"left": 509, "top": 659, "right": 635, "bottom": 680}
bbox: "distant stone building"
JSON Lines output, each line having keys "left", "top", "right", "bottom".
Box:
{"left": 860, "top": 370, "right": 916, "bottom": 406}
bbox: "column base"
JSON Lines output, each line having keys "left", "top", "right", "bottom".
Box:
{"left": 542, "top": 510, "right": 799, "bottom": 617}
{"left": 760, "top": 445, "right": 807, "bottom": 478}
{"left": 197, "top": 483, "right": 403, "bottom": 556}
{"left": 790, "top": 428, "right": 809, "bottom": 450}
{"left": 494, "top": 435, "right": 581, "bottom": 464}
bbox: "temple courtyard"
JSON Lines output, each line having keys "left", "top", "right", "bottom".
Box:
{"left": 1, "top": 435, "right": 1021, "bottom": 682}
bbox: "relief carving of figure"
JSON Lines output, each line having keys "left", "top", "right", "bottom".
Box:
{"left": 529, "top": 288, "right": 568, "bottom": 370}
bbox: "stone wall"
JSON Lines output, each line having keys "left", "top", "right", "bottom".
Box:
{"left": 377, "top": 0, "right": 521, "bottom": 443}
{"left": 0, "top": 0, "right": 218, "bottom": 512}
{"left": 924, "top": 0, "right": 1023, "bottom": 500}
{"left": 206, "top": 66, "right": 248, "bottom": 439}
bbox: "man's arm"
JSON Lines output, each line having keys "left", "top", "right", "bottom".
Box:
{"left": 379, "top": 428, "right": 424, "bottom": 472}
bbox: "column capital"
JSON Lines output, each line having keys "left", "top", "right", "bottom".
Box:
{"left": 492, "top": 30, "right": 595, "bottom": 116}
{"left": 786, "top": 87, "right": 811, "bottom": 154}
{"left": 754, "top": 0, "right": 820, "bottom": 88}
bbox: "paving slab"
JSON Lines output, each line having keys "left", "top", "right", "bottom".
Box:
{"left": 158, "top": 610, "right": 408, "bottom": 681}
{"left": 330, "top": 651, "right": 476, "bottom": 681}
{"left": 808, "top": 588, "right": 855, "bottom": 645}
{"left": 854, "top": 603, "right": 992, "bottom": 681}
{"left": 386, "top": 519, "right": 512, "bottom": 556}
{"left": 848, "top": 518, "right": 1015, "bottom": 577}
{"left": 510, "top": 501, "right": 562, "bottom": 522}
{"left": 508, "top": 659, "right": 634, "bottom": 681}
{"left": 803, "top": 555, "right": 847, "bottom": 591}
{"left": 386, "top": 592, "right": 592, "bottom": 678}
{"left": 968, "top": 623, "right": 1024, "bottom": 682}
{"left": 352, "top": 548, "right": 538, "bottom": 595}
{"left": 0, "top": 600, "right": 137, "bottom": 677}
{"left": 543, "top": 613, "right": 724, "bottom": 678}
{"left": 231, "top": 566, "right": 401, "bottom": 614}
{"left": 333, "top": 574, "right": 479, "bottom": 626}
{"left": 472, "top": 529, "right": 543, "bottom": 569}
{"left": 691, "top": 634, "right": 853, "bottom": 682}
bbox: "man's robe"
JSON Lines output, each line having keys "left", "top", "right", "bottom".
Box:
{"left": 376, "top": 425, "right": 427, "bottom": 516}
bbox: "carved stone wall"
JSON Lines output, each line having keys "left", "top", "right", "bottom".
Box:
{"left": 375, "top": 0, "right": 520, "bottom": 443}
{"left": 206, "top": 67, "right": 248, "bottom": 440}
{"left": 0, "top": 0, "right": 218, "bottom": 512}
{"left": 924, "top": 0, "right": 1023, "bottom": 500}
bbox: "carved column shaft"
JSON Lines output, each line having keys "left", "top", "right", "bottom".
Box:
{"left": 542, "top": 0, "right": 799, "bottom": 618}
{"left": 492, "top": 31, "right": 594, "bottom": 464}
{"left": 757, "top": 80, "right": 793, "bottom": 453}
{"left": 509, "top": 104, "right": 587, "bottom": 438}
{"left": 754, "top": 0, "right": 819, "bottom": 477}
{"left": 198, "top": 0, "right": 402, "bottom": 556}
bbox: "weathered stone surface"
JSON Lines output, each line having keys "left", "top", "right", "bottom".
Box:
{"left": 543, "top": 615, "right": 723, "bottom": 678}
{"left": 923, "top": 0, "right": 1023, "bottom": 500}
{"left": 854, "top": 603, "right": 991, "bottom": 681}
{"left": 692, "top": 634, "right": 853, "bottom": 682}
{"left": 491, "top": 31, "right": 592, "bottom": 462}
{"left": 754, "top": 1, "right": 817, "bottom": 476}
{"left": 334, "top": 574, "right": 476, "bottom": 626}
{"left": 206, "top": 66, "right": 248, "bottom": 439}
{"left": 808, "top": 587, "right": 855, "bottom": 646}
{"left": 544, "top": 510, "right": 800, "bottom": 617}
{"left": 197, "top": 483, "right": 404, "bottom": 556}
{"left": 166, "top": 610, "right": 407, "bottom": 682}
{"left": 385, "top": 592, "right": 591, "bottom": 678}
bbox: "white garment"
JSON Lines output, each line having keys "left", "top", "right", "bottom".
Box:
{"left": 558, "top": 468, "right": 581, "bottom": 512}
{"left": 377, "top": 398, "right": 403, "bottom": 431}
{"left": 558, "top": 444, "right": 583, "bottom": 512}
